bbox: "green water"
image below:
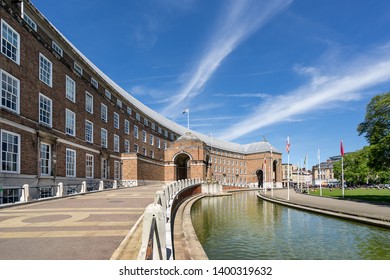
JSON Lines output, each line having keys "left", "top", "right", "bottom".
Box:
{"left": 190, "top": 191, "right": 390, "bottom": 260}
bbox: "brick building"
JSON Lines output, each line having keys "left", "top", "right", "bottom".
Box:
{"left": 0, "top": 1, "right": 282, "bottom": 203}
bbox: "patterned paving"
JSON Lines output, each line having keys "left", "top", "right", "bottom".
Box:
{"left": 0, "top": 184, "right": 162, "bottom": 260}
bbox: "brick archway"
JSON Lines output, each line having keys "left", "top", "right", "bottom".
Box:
{"left": 174, "top": 153, "right": 191, "bottom": 181}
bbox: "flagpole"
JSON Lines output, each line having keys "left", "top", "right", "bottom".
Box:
{"left": 318, "top": 148, "right": 322, "bottom": 197}
{"left": 342, "top": 155, "right": 344, "bottom": 198}
{"left": 297, "top": 161, "right": 300, "bottom": 193}
{"left": 264, "top": 158, "right": 266, "bottom": 195}
{"left": 287, "top": 152, "right": 290, "bottom": 200}
{"left": 286, "top": 136, "right": 290, "bottom": 201}
{"left": 271, "top": 146, "right": 273, "bottom": 198}
{"left": 187, "top": 109, "right": 190, "bottom": 130}
{"left": 341, "top": 140, "right": 345, "bottom": 198}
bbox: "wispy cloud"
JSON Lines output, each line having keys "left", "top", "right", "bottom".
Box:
{"left": 217, "top": 48, "right": 390, "bottom": 141}
{"left": 213, "top": 92, "right": 270, "bottom": 99}
{"left": 162, "top": 0, "right": 293, "bottom": 117}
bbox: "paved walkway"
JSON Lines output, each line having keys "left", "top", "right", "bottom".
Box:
{"left": 259, "top": 188, "right": 390, "bottom": 228}
{"left": 0, "top": 184, "right": 162, "bottom": 260}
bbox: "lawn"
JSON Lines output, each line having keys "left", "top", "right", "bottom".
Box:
{"left": 307, "top": 187, "right": 390, "bottom": 204}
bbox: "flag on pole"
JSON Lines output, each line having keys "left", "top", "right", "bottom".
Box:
{"left": 286, "top": 136, "right": 290, "bottom": 154}
{"left": 183, "top": 108, "right": 189, "bottom": 114}
{"left": 340, "top": 140, "right": 344, "bottom": 157}
{"left": 317, "top": 148, "right": 320, "bottom": 161}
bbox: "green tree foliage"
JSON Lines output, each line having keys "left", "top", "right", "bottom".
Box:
{"left": 334, "top": 147, "right": 390, "bottom": 185}
{"left": 357, "top": 92, "right": 390, "bottom": 172}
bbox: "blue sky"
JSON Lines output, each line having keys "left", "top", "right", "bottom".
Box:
{"left": 31, "top": 0, "right": 390, "bottom": 167}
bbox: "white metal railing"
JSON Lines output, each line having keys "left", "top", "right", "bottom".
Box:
{"left": 138, "top": 178, "right": 204, "bottom": 260}
{"left": 0, "top": 180, "right": 130, "bottom": 206}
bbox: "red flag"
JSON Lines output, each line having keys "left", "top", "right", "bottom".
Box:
{"left": 286, "top": 136, "right": 290, "bottom": 153}
{"left": 340, "top": 140, "right": 344, "bottom": 157}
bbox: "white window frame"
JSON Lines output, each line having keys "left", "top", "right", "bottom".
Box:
{"left": 101, "top": 158, "right": 108, "bottom": 179}
{"left": 124, "top": 139, "right": 130, "bottom": 153}
{"left": 114, "top": 160, "right": 120, "bottom": 180}
{"left": 1, "top": 19, "right": 20, "bottom": 64}
{"left": 105, "top": 90, "right": 111, "bottom": 100}
{"left": 142, "top": 147, "right": 147, "bottom": 156}
{"left": 126, "top": 107, "right": 132, "bottom": 115}
{"left": 134, "top": 125, "right": 139, "bottom": 139}
{"left": 149, "top": 134, "right": 154, "bottom": 146}
{"left": 39, "top": 93, "right": 52, "bottom": 127}
{"left": 1, "top": 130, "right": 20, "bottom": 173}
{"left": 85, "top": 91, "right": 93, "bottom": 114}
{"left": 39, "top": 53, "right": 52, "bottom": 87}
{"left": 116, "top": 99, "right": 122, "bottom": 108}
{"left": 66, "top": 148, "right": 76, "bottom": 177}
{"left": 114, "top": 134, "right": 120, "bottom": 152}
{"left": 136, "top": 113, "right": 140, "bottom": 121}
{"left": 142, "top": 130, "right": 146, "bottom": 143}
{"left": 134, "top": 143, "right": 139, "bottom": 153}
{"left": 23, "top": 13, "right": 37, "bottom": 31}
{"left": 91, "top": 77, "right": 98, "bottom": 89}
{"left": 114, "top": 112, "right": 119, "bottom": 129}
{"left": 144, "top": 118, "right": 148, "bottom": 126}
{"left": 86, "top": 154, "right": 94, "bottom": 179}
{"left": 101, "top": 128, "right": 108, "bottom": 148}
{"left": 85, "top": 120, "right": 93, "bottom": 143}
{"left": 157, "top": 138, "right": 161, "bottom": 149}
{"left": 150, "top": 150, "right": 154, "bottom": 159}
{"left": 101, "top": 103, "right": 108, "bottom": 122}
{"left": 65, "top": 75, "right": 76, "bottom": 102}
{"left": 1, "top": 69, "right": 20, "bottom": 114}
{"left": 65, "top": 109, "right": 76, "bottom": 136}
{"left": 124, "top": 119, "right": 130, "bottom": 135}
{"left": 74, "top": 62, "right": 83, "bottom": 76}
{"left": 40, "top": 142, "right": 51, "bottom": 176}
{"left": 52, "top": 41, "right": 63, "bottom": 57}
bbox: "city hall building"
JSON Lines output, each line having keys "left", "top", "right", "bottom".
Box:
{"left": 0, "top": 0, "right": 282, "bottom": 203}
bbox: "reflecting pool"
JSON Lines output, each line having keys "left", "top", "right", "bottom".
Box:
{"left": 190, "top": 191, "right": 390, "bottom": 260}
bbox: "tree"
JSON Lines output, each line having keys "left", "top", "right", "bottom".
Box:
{"left": 357, "top": 92, "right": 390, "bottom": 172}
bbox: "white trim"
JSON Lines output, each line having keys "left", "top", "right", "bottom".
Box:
{"left": 65, "top": 148, "right": 76, "bottom": 177}
{"left": 39, "top": 93, "right": 52, "bottom": 127}
{"left": 0, "top": 69, "right": 20, "bottom": 114}
{"left": 39, "top": 53, "right": 53, "bottom": 87}
{"left": 0, "top": 129, "right": 21, "bottom": 174}
{"left": 85, "top": 153, "right": 94, "bottom": 179}
{"left": 40, "top": 142, "right": 51, "bottom": 176}
{"left": 1, "top": 19, "right": 20, "bottom": 65}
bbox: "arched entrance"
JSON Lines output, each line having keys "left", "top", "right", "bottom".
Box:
{"left": 256, "top": 169, "right": 263, "bottom": 188}
{"left": 174, "top": 153, "right": 191, "bottom": 180}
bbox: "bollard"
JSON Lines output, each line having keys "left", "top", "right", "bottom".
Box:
{"left": 113, "top": 180, "right": 118, "bottom": 189}
{"left": 99, "top": 180, "right": 104, "bottom": 191}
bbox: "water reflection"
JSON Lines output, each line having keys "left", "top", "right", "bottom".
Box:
{"left": 190, "top": 191, "right": 390, "bottom": 260}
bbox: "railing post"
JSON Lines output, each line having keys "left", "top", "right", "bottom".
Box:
{"left": 21, "top": 184, "right": 30, "bottom": 202}
{"left": 56, "top": 182, "right": 64, "bottom": 197}
{"left": 155, "top": 190, "right": 167, "bottom": 221}
{"left": 99, "top": 180, "right": 104, "bottom": 191}
{"left": 139, "top": 203, "right": 167, "bottom": 260}
{"left": 113, "top": 180, "right": 118, "bottom": 189}
{"left": 81, "top": 181, "right": 87, "bottom": 193}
